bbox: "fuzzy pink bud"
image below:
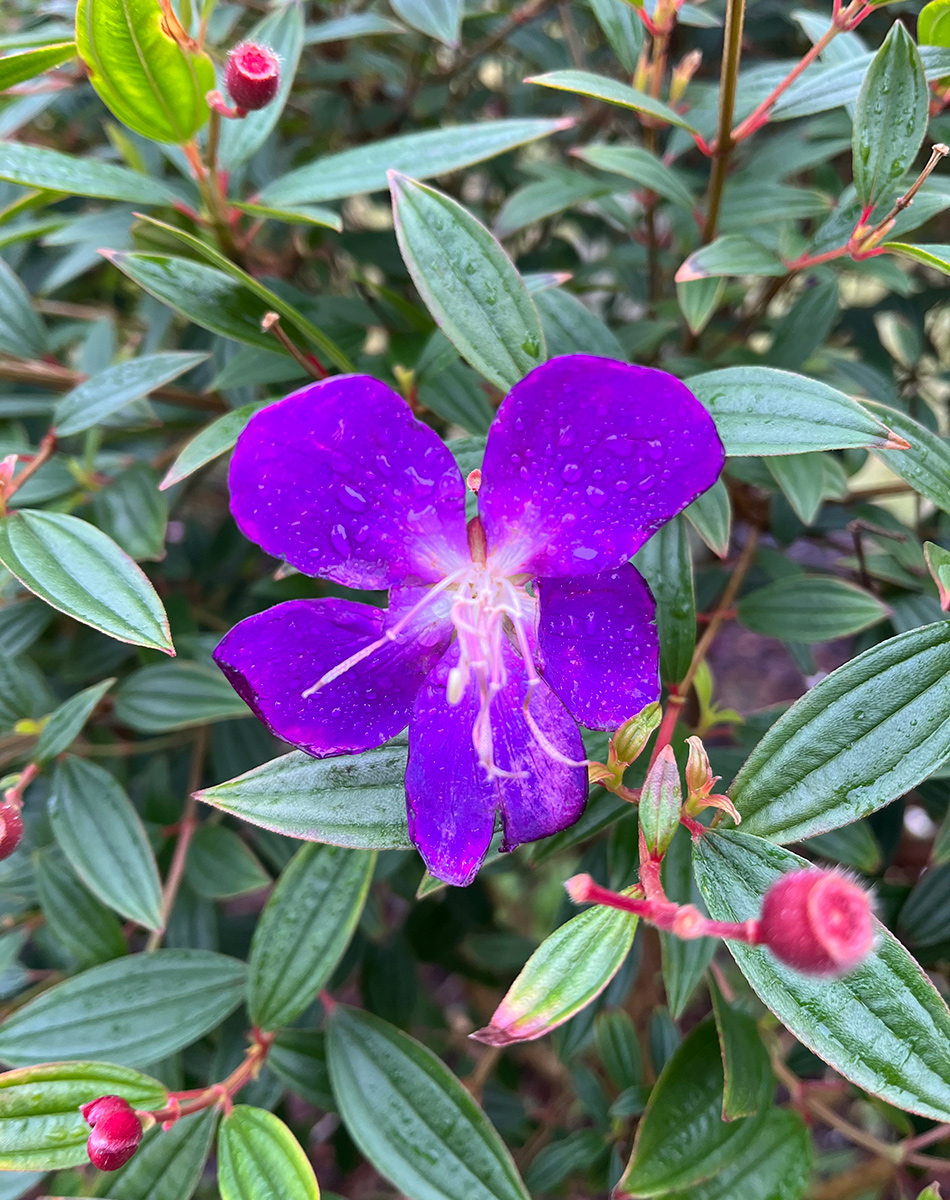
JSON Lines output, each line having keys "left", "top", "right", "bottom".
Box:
{"left": 225, "top": 43, "right": 280, "bottom": 112}
{"left": 84, "top": 1097, "right": 142, "bottom": 1172}
{"left": 758, "top": 869, "right": 873, "bottom": 977}
{"left": 0, "top": 804, "right": 23, "bottom": 861}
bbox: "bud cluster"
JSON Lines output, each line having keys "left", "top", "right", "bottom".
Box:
{"left": 81, "top": 1095, "right": 143, "bottom": 1171}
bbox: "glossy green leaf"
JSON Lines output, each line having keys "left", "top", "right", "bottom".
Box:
{"left": 218, "top": 1106, "right": 318, "bottom": 1200}
{"left": 0, "top": 1061, "right": 166, "bottom": 1170}
{"left": 765, "top": 452, "right": 846, "bottom": 525}
{"left": 232, "top": 201, "right": 342, "bottom": 231}
{"left": 588, "top": 0, "right": 643, "bottom": 73}
{"left": 802, "top": 821, "right": 882, "bottom": 874}
{"left": 472, "top": 894, "right": 638, "bottom": 1044}
{"left": 0, "top": 949, "right": 246, "bottom": 1067}
{"left": 34, "top": 846, "right": 127, "bottom": 967}
{"left": 864, "top": 401, "right": 950, "bottom": 516}
{"left": 92, "top": 463, "right": 169, "bottom": 562}
{"left": 102, "top": 1106, "right": 218, "bottom": 1200}
{"left": 687, "top": 366, "right": 902, "bottom": 455}
{"left": 685, "top": 478, "right": 731, "bottom": 558}
{"left": 218, "top": 3, "right": 303, "bottom": 170}
{"left": 160, "top": 402, "right": 267, "bottom": 490}
{"left": 595, "top": 1009, "right": 642, "bottom": 1091}
{"left": 328, "top": 1005, "right": 530, "bottom": 1200}
{"left": 249, "top": 843, "right": 374, "bottom": 1030}
{"left": 527, "top": 70, "right": 698, "bottom": 133}
{"left": 898, "top": 863, "right": 950, "bottom": 948}
{"left": 659, "top": 827, "right": 715, "bottom": 1020}
{"left": 694, "top": 831, "right": 950, "bottom": 1120}
{"left": 184, "top": 825, "right": 270, "bottom": 900}
{"left": 852, "top": 23, "right": 928, "bottom": 207}
{"left": 676, "top": 236, "right": 785, "bottom": 283}
{"left": 616, "top": 1020, "right": 770, "bottom": 1197}
{"left": 884, "top": 242, "right": 950, "bottom": 275}
{"left": 535, "top": 288, "right": 624, "bottom": 360}
{"left": 494, "top": 173, "right": 611, "bottom": 239}
{"left": 49, "top": 755, "right": 163, "bottom": 930}
{"left": 0, "top": 140, "right": 178, "bottom": 204}
{"left": 390, "top": 0, "right": 461, "bottom": 46}
{"left": 573, "top": 144, "right": 694, "bottom": 210}
{"left": 0, "top": 601, "right": 51, "bottom": 658}
{"left": 0, "top": 259, "right": 46, "bottom": 359}
{"left": 731, "top": 621, "right": 950, "bottom": 842}
{"left": 35, "top": 676, "right": 114, "bottom": 761}
{"left": 304, "top": 13, "right": 407, "bottom": 44}
{"left": 259, "top": 118, "right": 572, "bottom": 207}
{"left": 635, "top": 516, "right": 695, "bottom": 685}
{"left": 0, "top": 42, "right": 75, "bottom": 90}
{"left": 196, "top": 744, "right": 413, "bottom": 848}
{"left": 709, "top": 983, "right": 772, "bottom": 1120}
{"left": 737, "top": 576, "right": 889, "bottom": 643}
{"left": 269, "top": 1029, "right": 334, "bottom": 1109}
{"left": 390, "top": 174, "right": 545, "bottom": 391}
{"left": 114, "top": 661, "right": 248, "bottom": 732}
{"left": 54, "top": 350, "right": 208, "bottom": 436}
{"left": 0, "top": 510, "right": 173, "bottom": 654}
{"left": 920, "top": 0, "right": 950, "bottom": 46}
{"left": 75, "top": 0, "right": 215, "bottom": 143}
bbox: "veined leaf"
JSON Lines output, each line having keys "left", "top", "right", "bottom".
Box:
{"left": 159, "top": 402, "right": 268, "bottom": 490}
{"left": 0, "top": 42, "right": 75, "bottom": 91}
{"left": 676, "top": 236, "right": 786, "bottom": 282}
{"left": 737, "top": 575, "right": 889, "bottom": 643}
{"left": 218, "top": 1107, "right": 318, "bottom": 1200}
{"left": 114, "top": 661, "right": 249, "bottom": 732}
{"left": 54, "top": 350, "right": 208, "bottom": 436}
{"left": 526, "top": 70, "right": 698, "bottom": 133}
{"left": 0, "top": 140, "right": 178, "bottom": 204}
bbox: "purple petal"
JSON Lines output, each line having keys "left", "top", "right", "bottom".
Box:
{"left": 479, "top": 355, "right": 724, "bottom": 576}
{"left": 406, "top": 640, "right": 587, "bottom": 886}
{"left": 229, "top": 376, "right": 469, "bottom": 589}
{"left": 537, "top": 563, "right": 660, "bottom": 730}
{"left": 213, "top": 592, "right": 451, "bottom": 757}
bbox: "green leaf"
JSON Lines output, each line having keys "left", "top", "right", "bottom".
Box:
{"left": 102, "top": 1106, "right": 218, "bottom": 1200}
{"left": 694, "top": 831, "right": 950, "bottom": 1120}
{"left": 802, "top": 821, "right": 882, "bottom": 874}
{"left": 0, "top": 259, "right": 46, "bottom": 359}
{"left": 687, "top": 366, "right": 903, "bottom": 455}
{"left": 659, "top": 827, "right": 715, "bottom": 1020}
{"left": 114, "top": 661, "right": 249, "bottom": 732}
{"left": 231, "top": 201, "right": 342, "bottom": 232}
{"left": 639, "top": 748, "right": 681, "bottom": 860}
{"left": 249, "top": 843, "right": 374, "bottom": 1030}
{"left": 472, "top": 896, "right": 638, "bottom": 1045}
{"left": 184, "top": 825, "right": 270, "bottom": 900}
{"left": 765, "top": 452, "right": 846, "bottom": 525}
{"left": 534, "top": 288, "right": 624, "bottom": 360}
{"left": 196, "top": 744, "right": 413, "bottom": 849}
{"left": 92, "top": 464, "right": 169, "bottom": 563}
{"left": 0, "top": 510, "right": 173, "bottom": 654}
{"left": 494, "top": 173, "right": 612, "bottom": 239}
{"left": 685, "top": 478, "right": 731, "bottom": 558}
{"left": 269, "top": 1029, "right": 334, "bottom": 1109}
{"left": 737, "top": 575, "right": 889, "bottom": 643}
{"left": 709, "top": 982, "right": 772, "bottom": 1121}
{"left": 731, "top": 621, "right": 950, "bottom": 842}
{"left": 677, "top": 277, "right": 725, "bottom": 337}
{"left": 0, "top": 141, "right": 178, "bottom": 204}
{"left": 54, "top": 351, "right": 208, "bottom": 437}
{"left": 0, "top": 42, "right": 75, "bottom": 90}
{"left": 0, "top": 601, "right": 52, "bottom": 658}
{"left": 925, "top": 541, "right": 950, "bottom": 609}
{"left": 653, "top": 1107, "right": 811, "bottom": 1200}
{"left": 49, "top": 755, "right": 163, "bottom": 930}
{"left": 635, "top": 516, "right": 695, "bottom": 685}
{"left": 218, "top": 3, "right": 303, "bottom": 169}
{"left": 328, "top": 1006, "right": 531, "bottom": 1200}
{"left": 390, "top": 0, "right": 461, "bottom": 47}
{"left": 884, "top": 242, "right": 950, "bottom": 275}
{"left": 863, "top": 401, "right": 950, "bottom": 516}
{"left": 34, "top": 846, "right": 127, "bottom": 968}
{"left": 35, "top": 676, "right": 114, "bottom": 761}
{"left": 616, "top": 1020, "right": 770, "bottom": 1197}
{"left": 898, "top": 863, "right": 950, "bottom": 948}
{"left": 573, "top": 143, "right": 693, "bottom": 208}
{"left": 0, "top": 1061, "right": 166, "bottom": 1170}
{"left": 160, "top": 403, "right": 267, "bottom": 490}
{"left": 258, "top": 118, "right": 572, "bottom": 207}
{"left": 852, "top": 23, "right": 928, "bottom": 208}
{"left": 920, "top": 0, "right": 950, "bottom": 46}
{"left": 595, "top": 1009, "right": 642, "bottom": 1090}
{"left": 676, "top": 236, "right": 786, "bottom": 283}
{"left": 390, "top": 174, "right": 545, "bottom": 391}
{"left": 0, "top": 949, "right": 246, "bottom": 1068}
{"left": 75, "top": 0, "right": 215, "bottom": 143}
{"left": 526, "top": 70, "right": 698, "bottom": 133}
{"left": 218, "top": 1106, "right": 318, "bottom": 1200}
{"left": 304, "top": 13, "right": 408, "bottom": 44}
{"left": 588, "top": 0, "right": 643, "bottom": 73}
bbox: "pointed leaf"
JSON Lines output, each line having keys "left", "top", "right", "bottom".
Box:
{"left": 390, "top": 0, "right": 461, "bottom": 46}
{"left": 527, "top": 70, "right": 698, "bottom": 133}
{"left": 218, "top": 1106, "right": 318, "bottom": 1200}
{"left": 0, "top": 259, "right": 46, "bottom": 360}
{"left": 35, "top": 677, "right": 115, "bottom": 762}
{"left": 736, "top": 576, "right": 889, "bottom": 643}
{"left": 159, "top": 402, "right": 268, "bottom": 490}
{"left": 0, "top": 42, "right": 75, "bottom": 90}
{"left": 0, "top": 140, "right": 178, "bottom": 204}
{"left": 114, "top": 661, "right": 249, "bottom": 732}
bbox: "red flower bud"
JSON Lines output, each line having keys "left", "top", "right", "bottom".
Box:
{"left": 85, "top": 1103, "right": 142, "bottom": 1172}
{"left": 81, "top": 1094, "right": 131, "bottom": 1126}
{"left": 758, "top": 868, "right": 873, "bottom": 977}
{"left": 0, "top": 804, "right": 23, "bottom": 860}
{"left": 225, "top": 42, "right": 280, "bottom": 112}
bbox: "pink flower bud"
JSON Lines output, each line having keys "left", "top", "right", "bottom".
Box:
{"left": 0, "top": 804, "right": 23, "bottom": 861}
{"left": 758, "top": 869, "right": 873, "bottom": 977}
{"left": 81, "top": 1094, "right": 131, "bottom": 1126}
{"left": 85, "top": 1101, "right": 142, "bottom": 1172}
{"left": 225, "top": 43, "right": 280, "bottom": 112}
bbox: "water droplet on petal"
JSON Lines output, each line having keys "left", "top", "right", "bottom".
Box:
{"left": 558, "top": 427, "right": 575, "bottom": 448}
{"left": 330, "top": 525, "right": 350, "bottom": 558}
{"left": 587, "top": 486, "right": 607, "bottom": 508}
{"left": 339, "top": 484, "right": 367, "bottom": 511}
{"left": 561, "top": 463, "right": 581, "bottom": 483}
{"left": 614, "top": 479, "right": 630, "bottom": 492}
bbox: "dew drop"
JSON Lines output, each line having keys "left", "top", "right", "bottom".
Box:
{"left": 614, "top": 479, "right": 630, "bottom": 492}
{"left": 638, "top": 475, "right": 655, "bottom": 491}
{"left": 587, "top": 485, "right": 607, "bottom": 508}
{"left": 561, "top": 462, "right": 582, "bottom": 483}
{"left": 330, "top": 525, "right": 350, "bottom": 558}
{"left": 339, "top": 484, "right": 367, "bottom": 511}
{"left": 558, "top": 427, "right": 575, "bottom": 448}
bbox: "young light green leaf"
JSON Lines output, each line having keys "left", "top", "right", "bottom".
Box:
{"left": 852, "top": 23, "right": 928, "bottom": 208}
{"left": 884, "top": 242, "right": 950, "bottom": 275}
{"left": 35, "top": 676, "right": 114, "bottom": 761}
{"left": 737, "top": 576, "right": 889, "bottom": 643}
{"left": 0, "top": 949, "right": 247, "bottom": 1067}
{"left": 527, "top": 70, "right": 698, "bottom": 133}
{"left": 639, "top": 746, "right": 681, "bottom": 860}
{"left": 248, "top": 844, "right": 374, "bottom": 1030}
{"left": 75, "top": 0, "right": 215, "bottom": 143}
{"left": 694, "top": 831, "right": 950, "bottom": 1120}
{"left": 258, "top": 118, "right": 572, "bottom": 207}
{"left": 114, "top": 661, "right": 248, "bottom": 732}
{"left": 572, "top": 144, "right": 694, "bottom": 210}
{"left": 0, "top": 510, "right": 173, "bottom": 654}
{"left": 0, "top": 42, "right": 75, "bottom": 91}
{"left": 709, "top": 982, "right": 772, "bottom": 1120}
{"left": 687, "top": 366, "right": 904, "bottom": 455}
{"left": 160, "top": 403, "right": 268, "bottom": 490}
{"left": 0, "top": 1062, "right": 166, "bottom": 1170}
{"left": 0, "top": 140, "right": 179, "bottom": 204}
{"left": 197, "top": 744, "right": 412, "bottom": 849}
{"left": 920, "top": 0, "right": 950, "bottom": 46}
{"left": 328, "top": 1006, "right": 531, "bottom": 1200}
{"left": 218, "top": 1107, "right": 318, "bottom": 1200}
{"left": 731, "top": 621, "right": 950, "bottom": 842}
{"left": 676, "top": 236, "right": 786, "bottom": 283}
{"left": 390, "top": 0, "right": 461, "bottom": 47}
{"left": 231, "top": 201, "right": 342, "bottom": 231}
{"left": 54, "top": 351, "right": 208, "bottom": 437}
{"left": 390, "top": 174, "right": 545, "bottom": 391}
{"left": 184, "top": 825, "right": 270, "bottom": 901}
{"left": 49, "top": 755, "right": 163, "bottom": 930}
{"left": 472, "top": 895, "right": 638, "bottom": 1045}
{"left": 102, "top": 1106, "right": 218, "bottom": 1200}
{"left": 0, "top": 259, "right": 46, "bottom": 359}
{"left": 635, "top": 516, "right": 695, "bottom": 685}
{"left": 685, "top": 478, "right": 731, "bottom": 558}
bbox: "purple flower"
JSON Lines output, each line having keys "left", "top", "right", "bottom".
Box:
{"left": 214, "top": 354, "right": 724, "bottom": 885}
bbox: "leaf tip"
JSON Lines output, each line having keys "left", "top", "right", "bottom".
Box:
{"left": 470, "top": 1024, "right": 517, "bottom": 1046}
{"left": 675, "top": 258, "right": 705, "bottom": 283}
{"left": 881, "top": 428, "right": 912, "bottom": 450}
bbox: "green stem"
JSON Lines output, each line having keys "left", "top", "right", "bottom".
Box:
{"left": 702, "top": 0, "right": 745, "bottom": 244}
